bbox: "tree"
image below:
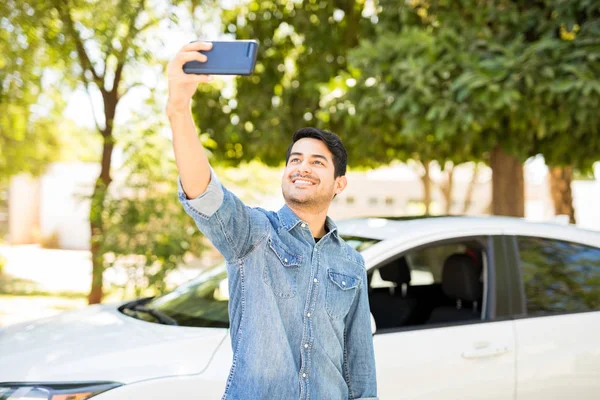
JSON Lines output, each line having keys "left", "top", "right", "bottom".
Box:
{"left": 22, "top": 0, "right": 206, "bottom": 304}
{"left": 191, "top": 0, "right": 466, "bottom": 213}
{"left": 528, "top": 2, "right": 600, "bottom": 223}
{"left": 0, "top": 1, "right": 65, "bottom": 184}
{"left": 334, "top": 0, "right": 600, "bottom": 218}
{"left": 190, "top": 0, "right": 377, "bottom": 167}
{"left": 318, "top": 27, "right": 490, "bottom": 215}
{"left": 101, "top": 108, "right": 207, "bottom": 298}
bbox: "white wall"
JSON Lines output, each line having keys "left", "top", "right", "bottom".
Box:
{"left": 573, "top": 181, "right": 600, "bottom": 231}
{"left": 38, "top": 162, "right": 99, "bottom": 250}
{"left": 8, "top": 175, "right": 41, "bottom": 244}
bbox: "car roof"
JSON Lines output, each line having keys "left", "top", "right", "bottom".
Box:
{"left": 336, "top": 215, "right": 600, "bottom": 246}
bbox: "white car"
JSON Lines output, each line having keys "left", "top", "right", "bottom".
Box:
{"left": 1, "top": 216, "right": 599, "bottom": 400}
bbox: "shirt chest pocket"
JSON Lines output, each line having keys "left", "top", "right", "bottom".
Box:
{"left": 263, "top": 238, "right": 302, "bottom": 298}
{"left": 325, "top": 269, "right": 361, "bottom": 320}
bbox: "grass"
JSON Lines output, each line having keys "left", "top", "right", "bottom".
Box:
{"left": 0, "top": 273, "right": 87, "bottom": 299}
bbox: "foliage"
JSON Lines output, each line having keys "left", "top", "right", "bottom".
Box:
{"left": 0, "top": 0, "right": 67, "bottom": 183}
{"left": 191, "top": 0, "right": 377, "bottom": 167}
{"left": 324, "top": 0, "right": 600, "bottom": 215}
{"left": 14, "top": 0, "right": 212, "bottom": 303}
{"left": 100, "top": 109, "right": 206, "bottom": 298}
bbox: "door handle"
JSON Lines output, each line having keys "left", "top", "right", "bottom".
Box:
{"left": 462, "top": 345, "right": 509, "bottom": 359}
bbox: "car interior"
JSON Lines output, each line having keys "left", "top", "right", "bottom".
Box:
{"left": 367, "top": 239, "right": 486, "bottom": 331}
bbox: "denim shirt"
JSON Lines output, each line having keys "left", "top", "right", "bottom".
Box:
{"left": 178, "top": 170, "right": 377, "bottom": 400}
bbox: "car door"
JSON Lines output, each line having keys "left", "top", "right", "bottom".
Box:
{"left": 509, "top": 235, "right": 600, "bottom": 400}
{"left": 371, "top": 236, "right": 516, "bottom": 400}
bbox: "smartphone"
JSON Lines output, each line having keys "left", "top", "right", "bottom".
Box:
{"left": 183, "top": 40, "right": 259, "bottom": 76}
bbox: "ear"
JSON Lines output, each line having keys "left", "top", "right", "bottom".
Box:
{"left": 334, "top": 175, "right": 348, "bottom": 196}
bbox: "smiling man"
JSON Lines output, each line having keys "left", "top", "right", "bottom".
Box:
{"left": 167, "top": 41, "right": 377, "bottom": 400}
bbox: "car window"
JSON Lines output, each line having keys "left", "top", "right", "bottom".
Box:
{"left": 518, "top": 236, "right": 600, "bottom": 316}
{"left": 406, "top": 243, "right": 471, "bottom": 285}
{"left": 146, "top": 263, "right": 230, "bottom": 328}
{"left": 370, "top": 243, "right": 479, "bottom": 288}
{"left": 368, "top": 239, "right": 487, "bottom": 331}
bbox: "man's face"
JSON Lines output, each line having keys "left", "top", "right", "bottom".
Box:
{"left": 282, "top": 138, "right": 346, "bottom": 211}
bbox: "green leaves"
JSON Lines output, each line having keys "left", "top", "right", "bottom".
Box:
{"left": 99, "top": 110, "right": 206, "bottom": 297}
{"left": 0, "top": 1, "right": 64, "bottom": 183}
{"left": 192, "top": 0, "right": 376, "bottom": 167}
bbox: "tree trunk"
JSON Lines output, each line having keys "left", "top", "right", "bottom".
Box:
{"left": 422, "top": 161, "right": 432, "bottom": 215}
{"left": 439, "top": 162, "right": 455, "bottom": 215}
{"left": 490, "top": 145, "right": 525, "bottom": 217}
{"left": 462, "top": 163, "right": 480, "bottom": 214}
{"left": 88, "top": 137, "right": 114, "bottom": 304}
{"left": 549, "top": 166, "right": 576, "bottom": 224}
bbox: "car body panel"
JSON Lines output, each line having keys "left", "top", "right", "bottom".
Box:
{"left": 92, "top": 374, "right": 225, "bottom": 400}
{"left": 513, "top": 312, "right": 600, "bottom": 399}
{"left": 0, "top": 304, "right": 228, "bottom": 383}
{"left": 374, "top": 320, "right": 516, "bottom": 400}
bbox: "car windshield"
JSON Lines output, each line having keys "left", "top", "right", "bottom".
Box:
{"left": 144, "top": 263, "right": 229, "bottom": 328}
{"left": 340, "top": 235, "right": 379, "bottom": 252}
{"left": 140, "top": 235, "right": 379, "bottom": 328}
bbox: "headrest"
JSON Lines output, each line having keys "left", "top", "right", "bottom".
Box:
{"left": 441, "top": 253, "right": 482, "bottom": 301}
{"left": 379, "top": 257, "right": 411, "bottom": 285}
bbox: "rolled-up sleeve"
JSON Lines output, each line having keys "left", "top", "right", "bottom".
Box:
{"left": 178, "top": 169, "right": 265, "bottom": 262}
{"left": 178, "top": 169, "right": 225, "bottom": 218}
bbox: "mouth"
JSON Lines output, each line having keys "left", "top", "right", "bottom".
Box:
{"left": 291, "top": 177, "right": 317, "bottom": 186}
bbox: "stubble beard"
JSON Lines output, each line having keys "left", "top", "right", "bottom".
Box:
{"left": 282, "top": 184, "right": 334, "bottom": 214}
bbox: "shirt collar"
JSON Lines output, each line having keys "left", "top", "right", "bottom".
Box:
{"left": 277, "top": 204, "right": 338, "bottom": 237}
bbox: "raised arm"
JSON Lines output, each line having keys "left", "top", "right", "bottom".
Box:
{"left": 166, "top": 41, "right": 213, "bottom": 199}
{"left": 166, "top": 41, "right": 266, "bottom": 263}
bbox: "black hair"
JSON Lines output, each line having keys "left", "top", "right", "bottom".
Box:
{"left": 285, "top": 127, "right": 348, "bottom": 178}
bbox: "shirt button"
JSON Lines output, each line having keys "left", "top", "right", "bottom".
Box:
{"left": 302, "top": 373, "right": 307, "bottom": 378}
{"left": 301, "top": 223, "right": 306, "bottom": 228}
{"left": 313, "top": 278, "right": 318, "bottom": 283}
{"left": 284, "top": 258, "right": 288, "bottom": 263}
{"left": 306, "top": 313, "right": 311, "bottom": 317}
{"left": 304, "top": 343, "right": 309, "bottom": 348}
{"left": 342, "top": 281, "right": 346, "bottom": 286}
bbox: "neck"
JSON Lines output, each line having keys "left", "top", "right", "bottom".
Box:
{"left": 286, "top": 202, "right": 329, "bottom": 238}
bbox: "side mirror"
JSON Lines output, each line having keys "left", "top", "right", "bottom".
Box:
{"left": 370, "top": 313, "right": 376, "bottom": 335}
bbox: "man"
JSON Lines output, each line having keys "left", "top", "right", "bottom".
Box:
{"left": 167, "top": 40, "right": 377, "bottom": 400}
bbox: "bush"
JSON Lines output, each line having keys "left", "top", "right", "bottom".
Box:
{"left": 97, "top": 120, "right": 207, "bottom": 299}
{"left": 100, "top": 188, "right": 207, "bottom": 298}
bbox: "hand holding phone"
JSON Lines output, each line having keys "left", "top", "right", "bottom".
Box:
{"left": 166, "top": 41, "right": 214, "bottom": 113}
{"left": 183, "top": 40, "right": 259, "bottom": 76}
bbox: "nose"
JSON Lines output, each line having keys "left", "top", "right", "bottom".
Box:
{"left": 299, "top": 160, "right": 312, "bottom": 174}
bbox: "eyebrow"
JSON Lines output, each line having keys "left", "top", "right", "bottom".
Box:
{"left": 289, "top": 152, "right": 330, "bottom": 163}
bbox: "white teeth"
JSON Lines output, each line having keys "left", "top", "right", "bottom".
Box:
{"left": 295, "top": 179, "right": 314, "bottom": 185}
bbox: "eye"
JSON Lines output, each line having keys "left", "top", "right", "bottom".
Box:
{"left": 313, "top": 160, "right": 324, "bottom": 165}
{"left": 289, "top": 158, "right": 300, "bottom": 163}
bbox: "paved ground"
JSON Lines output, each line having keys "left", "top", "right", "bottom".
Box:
{"left": 0, "top": 245, "right": 92, "bottom": 294}
{"left": 0, "top": 244, "right": 205, "bottom": 328}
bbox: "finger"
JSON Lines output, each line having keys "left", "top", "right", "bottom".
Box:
{"left": 193, "top": 74, "right": 213, "bottom": 83}
{"left": 181, "top": 41, "right": 213, "bottom": 52}
{"left": 181, "top": 74, "right": 213, "bottom": 83}
{"left": 177, "top": 51, "right": 208, "bottom": 65}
